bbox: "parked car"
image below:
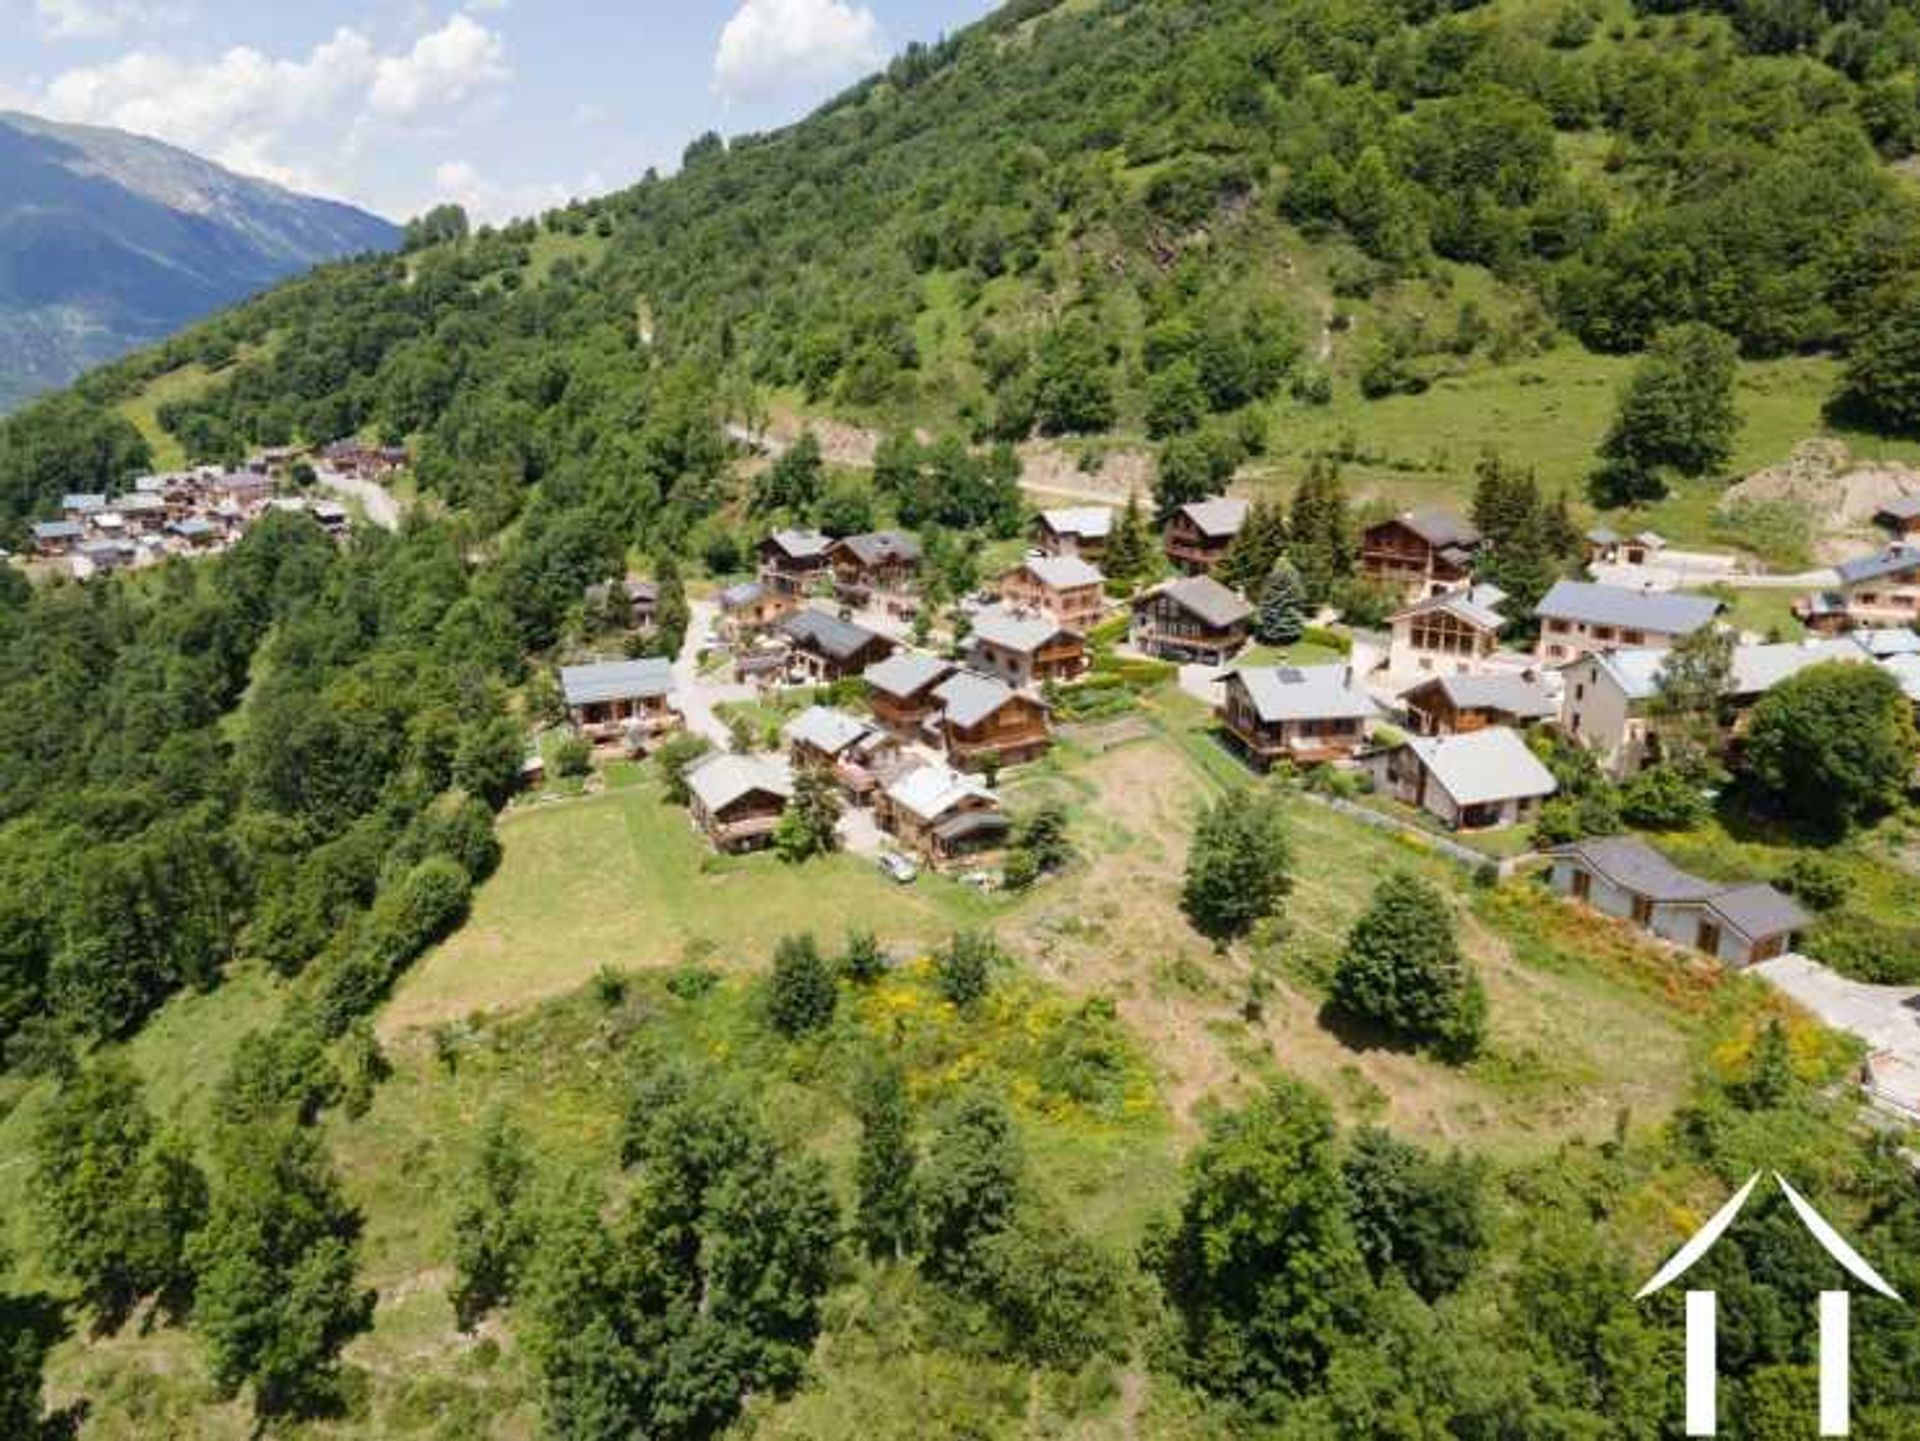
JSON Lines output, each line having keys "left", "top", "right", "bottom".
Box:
{"left": 877, "top": 851, "right": 919, "bottom": 885}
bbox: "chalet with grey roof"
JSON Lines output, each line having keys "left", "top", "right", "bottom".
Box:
{"left": 1534, "top": 580, "right": 1721, "bottom": 663}
{"left": 931, "top": 670, "right": 1051, "bottom": 769}
{"left": 1164, "top": 496, "right": 1248, "bottom": 575}
{"left": 774, "top": 608, "right": 895, "bottom": 682}
{"left": 1798, "top": 544, "right": 1920, "bottom": 633}
{"left": 1547, "top": 835, "right": 1807, "bottom": 966}
{"left": 968, "top": 605, "right": 1086, "bottom": 686}
{"left": 758, "top": 529, "right": 835, "bottom": 593}
{"left": 1033, "top": 505, "right": 1114, "bottom": 560}
{"left": 1367, "top": 726, "right": 1556, "bottom": 831}
{"left": 560, "top": 658, "right": 679, "bottom": 747}
{"left": 1875, "top": 496, "right": 1920, "bottom": 538}
{"left": 684, "top": 753, "right": 792, "bottom": 853}
{"left": 863, "top": 652, "right": 955, "bottom": 738}
{"left": 1361, "top": 508, "right": 1484, "bottom": 600}
{"left": 1218, "top": 664, "right": 1380, "bottom": 769}
{"left": 1130, "top": 574, "right": 1252, "bottom": 664}
{"left": 999, "top": 554, "right": 1105, "bottom": 633}
{"left": 782, "top": 705, "right": 895, "bottom": 802}
{"left": 718, "top": 579, "right": 796, "bottom": 640}
{"left": 1399, "top": 672, "right": 1555, "bottom": 736}
{"left": 876, "top": 762, "right": 1007, "bottom": 864}
{"left": 1385, "top": 589, "right": 1507, "bottom": 682}
{"left": 30, "top": 520, "right": 83, "bottom": 555}
{"left": 831, "top": 530, "right": 921, "bottom": 600}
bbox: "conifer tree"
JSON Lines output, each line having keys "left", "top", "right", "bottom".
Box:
{"left": 1288, "top": 456, "right": 1353, "bottom": 605}
{"left": 1331, "top": 874, "right": 1485, "bottom": 1060}
{"left": 1255, "top": 559, "right": 1308, "bottom": 645}
{"left": 854, "top": 1056, "right": 919, "bottom": 1259}
{"left": 1219, "top": 498, "right": 1287, "bottom": 594}
{"left": 1105, "top": 490, "right": 1156, "bottom": 587}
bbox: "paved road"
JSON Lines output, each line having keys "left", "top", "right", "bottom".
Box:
{"left": 670, "top": 598, "right": 757, "bottom": 745}
{"left": 314, "top": 466, "right": 402, "bottom": 531}
{"left": 1751, "top": 954, "right": 1920, "bottom": 1059}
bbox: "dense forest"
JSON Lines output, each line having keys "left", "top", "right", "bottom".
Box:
{"left": 7, "top": 0, "right": 1920, "bottom": 1434}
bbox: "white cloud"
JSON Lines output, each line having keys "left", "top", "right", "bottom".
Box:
{"left": 34, "top": 0, "right": 167, "bottom": 41}
{"left": 19, "top": 13, "right": 512, "bottom": 208}
{"left": 432, "top": 157, "right": 602, "bottom": 224}
{"left": 713, "top": 0, "right": 884, "bottom": 102}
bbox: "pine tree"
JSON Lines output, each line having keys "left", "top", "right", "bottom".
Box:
{"left": 854, "top": 1056, "right": 919, "bottom": 1259}
{"left": 650, "top": 555, "right": 690, "bottom": 660}
{"left": 1288, "top": 456, "right": 1354, "bottom": 605}
{"left": 1106, "top": 490, "right": 1156, "bottom": 587}
{"left": 1255, "top": 559, "right": 1308, "bottom": 645}
{"left": 1219, "top": 498, "right": 1287, "bottom": 594}
{"left": 775, "top": 765, "right": 843, "bottom": 862}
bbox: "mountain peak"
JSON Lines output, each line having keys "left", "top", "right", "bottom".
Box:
{"left": 0, "top": 111, "right": 399, "bottom": 411}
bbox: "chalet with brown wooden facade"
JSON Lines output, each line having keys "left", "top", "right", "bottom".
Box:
{"left": 1360, "top": 509, "right": 1483, "bottom": 601}
{"left": 932, "top": 670, "right": 1052, "bottom": 769}
{"left": 1399, "top": 673, "right": 1556, "bottom": 737}
{"left": 560, "top": 658, "right": 679, "bottom": 748}
{"left": 1218, "top": 664, "right": 1381, "bottom": 770}
{"left": 782, "top": 706, "right": 895, "bottom": 805}
{"left": 1876, "top": 498, "right": 1920, "bottom": 540}
{"left": 968, "top": 605, "right": 1087, "bottom": 687}
{"left": 1130, "top": 575, "right": 1252, "bottom": 665}
{"left": 1798, "top": 544, "right": 1920, "bottom": 633}
{"left": 1032, "top": 506, "right": 1113, "bottom": 561}
{"left": 758, "top": 529, "right": 835, "bottom": 594}
{"left": 685, "top": 753, "right": 792, "bottom": 853}
{"left": 775, "top": 609, "right": 896, "bottom": 682}
{"left": 1164, "top": 497, "right": 1248, "bottom": 575}
{"left": 876, "top": 763, "right": 1008, "bottom": 865}
{"left": 831, "top": 530, "right": 921, "bottom": 603}
{"left": 863, "top": 652, "right": 956, "bottom": 739}
{"left": 999, "top": 555, "right": 1105, "bottom": 633}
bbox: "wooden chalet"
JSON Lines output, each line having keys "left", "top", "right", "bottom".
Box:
{"left": 30, "top": 520, "right": 83, "bottom": 556}
{"left": 1164, "top": 497, "right": 1248, "bottom": 575}
{"left": 968, "top": 605, "right": 1087, "bottom": 687}
{"left": 559, "top": 658, "right": 679, "bottom": 748}
{"left": 782, "top": 706, "right": 895, "bottom": 804}
{"left": 931, "top": 670, "right": 1052, "bottom": 769}
{"left": 774, "top": 608, "right": 895, "bottom": 683}
{"left": 1032, "top": 506, "right": 1114, "bottom": 561}
{"left": 1365, "top": 726, "right": 1557, "bottom": 831}
{"left": 1129, "top": 575, "right": 1252, "bottom": 664}
{"left": 830, "top": 531, "right": 921, "bottom": 602}
{"left": 876, "top": 763, "right": 1008, "bottom": 865}
{"left": 1360, "top": 509, "right": 1483, "bottom": 601}
{"left": 1399, "top": 673, "right": 1555, "bottom": 736}
{"left": 1384, "top": 588, "right": 1506, "bottom": 682}
{"left": 999, "top": 554, "right": 1105, "bottom": 633}
{"left": 863, "top": 653, "right": 956, "bottom": 739}
{"left": 718, "top": 580, "right": 797, "bottom": 640}
{"left": 758, "top": 529, "right": 835, "bottom": 594}
{"left": 685, "top": 753, "right": 792, "bottom": 853}
{"left": 1798, "top": 545, "right": 1920, "bottom": 634}
{"left": 1875, "top": 497, "right": 1920, "bottom": 540}
{"left": 1218, "top": 664, "right": 1380, "bottom": 769}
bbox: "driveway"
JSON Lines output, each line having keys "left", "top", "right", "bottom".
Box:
{"left": 671, "top": 598, "right": 757, "bottom": 746}
{"left": 1751, "top": 955, "right": 1920, "bottom": 1056}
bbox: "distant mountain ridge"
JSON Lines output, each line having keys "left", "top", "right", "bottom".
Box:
{"left": 0, "top": 111, "right": 399, "bottom": 412}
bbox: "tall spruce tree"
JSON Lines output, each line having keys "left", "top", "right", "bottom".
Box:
{"left": 1330, "top": 873, "right": 1486, "bottom": 1060}
{"left": 1219, "top": 498, "right": 1287, "bottom": 594}
{"left": 1255, "top": 559, "right": 1308, "bottom": 645}
{"left": 1288, "top": 456, "right": 1354, "bottom": 605}
{"left": 1105, "top": 490, "right": 1156, "bottom": 587}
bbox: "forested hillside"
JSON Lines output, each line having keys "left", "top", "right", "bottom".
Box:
{"left": 12, "top": 0, "right": 1920, "bottom": 543}
{"left": 9, "top": 0, "right": 1920, "bottom": 1436}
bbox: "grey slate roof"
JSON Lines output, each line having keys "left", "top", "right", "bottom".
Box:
{"left": 1016, "top": 554, "right": 1104, "bottom": 590}
{"left": 1406, "top": 672, "right": 1554, "bottom": 719}
{"left": 1877, "top": 496, "right": 1920, "bottom": 521}
{"left": 1727, "top": 639, "right": 1868, "bottom": 696}
{"left": 61, "top": 493, "right": 106, "bottom": 513}
{"left": 934, "top": 669, "right": 1024, "bottom": 729}
{"left": 783, "top": 706, "right": 872, "bottom": 756}
{"left": 1233, "top": 664, "right": 1381, "bottom": 724}
{"left": 1549, "top": 836, "right": 1810, "bottom": 939}
{"left": 1390, "top": 508, "right": 1481, "bottom": 550}
{"left": 719, "top": 580, "right": 767, "bottom": 609}
{"left": 1851, "top": 628, "right": 1920, "bottom": 658}
{"left": 1837, "top": 544, "right": 1920, "bottom": 587}
{"left": 863, "top": 651, "right": 953, "bottom": 698}
{"left": 776, "top": 608, "right": 889, "bottom": 661}
{"left": 560, "top": 658, "right": 675, "bottom": 707}
{"left": 1404, "top": 727, "right": 1557, "bottom": 807}
{"left": 765, "top": 528, "right": 834, "bottom": 561}
{"left": 31, "top": 520, "right": 83, "bottom": 541}
{"left": 1038, "top": 506, "right": 1114, "bottom": 540}
{"left": 885, "top": 762, "right": 997, "bottom": 822}
{"left": 1534, "top": 580, "right": 1721, "bottom": 636}
{"left": 835, "top": 530, "right": 921, "bottom": 567}
{"left": 686, "top": 752, "right": 792, "bottom": 813}
{"left": 971, "top": 605, "right": 1073, "bottom": 655}
{"left": 1141, "top": 574, "right": 1252, "bottom": 629}
{"left": 1177, "top": 496, "right": 1249, "bottom": 538}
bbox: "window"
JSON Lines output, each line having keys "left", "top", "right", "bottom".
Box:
{"left": 1570, "top": 869, "right": 1591, "bottom": 900}
{"left": 1621, "top": 629, "right": 1644, "bottom": 644}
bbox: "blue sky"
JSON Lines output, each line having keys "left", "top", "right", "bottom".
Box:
{"left": 0, "top": 0, "right": 990, "bottom": 221}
